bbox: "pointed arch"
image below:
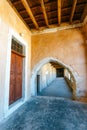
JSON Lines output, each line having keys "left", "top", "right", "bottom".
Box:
{"left": 31, "top": 57, "right": 79, "bottom": 98}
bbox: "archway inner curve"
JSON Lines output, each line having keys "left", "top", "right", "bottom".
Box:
{"left": 31, "top": 57, "right": 77, "bottom": 99}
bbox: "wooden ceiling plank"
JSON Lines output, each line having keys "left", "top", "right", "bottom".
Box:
{"left": 57, "top": 0, "right": 61, "bottom": 25}
{"left": 19, "top": 10, "right": 26, "bottom": 14}
{"left": 40, "top": 0, "right": 49, "bottom": 27}
{"left": 21, "top": 0, "right": 39, "bottom": 29}
{"left": 13, "top": 1, "right": 21, "bottom": 6}
{"left": 81, "top": 4, "right": 87, "bottom": 22}
{"left": 70, "top": 0, "right": 77, "bottom": 23}
{"left": 24, "top": 17, "right": 30, "bottom": 21}
{"left": 31, "top": 7, "right": 70, "bottom": 18}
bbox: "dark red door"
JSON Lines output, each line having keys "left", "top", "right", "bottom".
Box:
{"left": 37, "top": 75, "right": 40, "bottom": 93}
{"left": 9, "top": 53, "right": 16, "bottom": 104}
{"left": 15, "top": 54, "right": 23, "bottom": 101}
{"left": 9, "top": 52, "right": 23, "bottom": 105}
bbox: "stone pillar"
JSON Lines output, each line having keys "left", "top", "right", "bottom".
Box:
{"left": 52, "top": 67, "right": 56, "bottom": 80}
{"left": 47, "top": 63, "right": 52, "bottom": 85}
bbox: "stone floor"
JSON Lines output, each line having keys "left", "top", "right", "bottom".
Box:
{"left": 38, "top": 78, "right": 72, "bottom": 99}
{"left": 0, "top": 96, "right": 87, "bottom": 130}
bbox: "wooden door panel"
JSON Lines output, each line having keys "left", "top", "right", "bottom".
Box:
{"left": 9, "top": 80, "right": 15, "bottom": 104}
{"left": 16, "top": 55, "right": 23, "bottom": 73}
{"left": 9, "top": 52, "right": 23, "bottom": 105}
{"left": 15, "top": 55, "right": 23, "bottom": 101}
{"left": 15, "top": 76, "right": 22, "bottom": 101}
{"left": 9, "top": 53, "right": 16, "bottom": 105}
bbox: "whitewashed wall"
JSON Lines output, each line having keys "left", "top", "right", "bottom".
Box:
{"left": 37, "top": 63, "right": 56, "bottom": 92}
{"left": 0, "top": 19, "right": 31, "bottom": 122}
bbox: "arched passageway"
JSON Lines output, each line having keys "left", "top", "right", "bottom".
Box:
{"left": 31, "top": 57, "right": 77, "bottom": 99}
{"left": 37, "top": 62, "right": 72, "bottom": 99}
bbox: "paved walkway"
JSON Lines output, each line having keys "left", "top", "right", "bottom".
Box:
{"left": 0, "top": 97, "right": 87, "bottom": 130}
{"left": 38, "top": 78, "right": 72, "bottom": 99}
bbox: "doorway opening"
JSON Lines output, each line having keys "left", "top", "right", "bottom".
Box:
{"left": 9, "top": 37, "right": 25, "bottom": 105}
{"left": 56, "top": 68, "right": 64, "bottom": 77}
{"left": 37, "top": 75, "right": 40, "bottom": 94}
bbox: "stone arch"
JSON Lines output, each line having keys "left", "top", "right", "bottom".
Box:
{"left": 31, "top": 57, "right": 79, "bottom": 98}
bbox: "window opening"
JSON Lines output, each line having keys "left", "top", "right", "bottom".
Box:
{"left": 11, "top": 38, "right": 25, "bottom": 56}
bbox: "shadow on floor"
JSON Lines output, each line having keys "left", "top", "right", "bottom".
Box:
{"left": 38, "top": 78, "right": 72, "bottom": 99}
{"left": 0, "top": 96, "right": 87, "bottom": 130}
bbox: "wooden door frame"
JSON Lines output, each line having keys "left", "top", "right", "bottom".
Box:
{"left": 9, "top": 37, "right": 26, "bottom": 105}
{"left": 4, "top": 29, "right": 29, "bottom": 119}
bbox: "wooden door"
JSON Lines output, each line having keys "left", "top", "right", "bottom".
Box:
{"left": 9, "top": 53, "right": 16, "bottom": 104}
{"left": 9, "top": 52, "right": 23, "bottom": 105}
{"left": 37, "top": 75, "right": 40, "bottom": 93}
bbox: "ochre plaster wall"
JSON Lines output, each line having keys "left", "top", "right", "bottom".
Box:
{"left": 31, "top": 28, "right": 87, "bottom": 99}
{"left": 0, "top": 0, "right": 31, "bottom": 121}
{"left": 80, "top": 21, "right": 87, "bottom": 101}
{"left": 81, "top": 16, "right": 87, "bottom": 40}
{"left": 0, "top": 0, "right": 31, "bottom": 42}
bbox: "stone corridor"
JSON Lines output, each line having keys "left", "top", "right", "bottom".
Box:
{"left": 38, "top": 78, "right": 72, "bottom": 99}
{"left": 0, "top": 97, "right": 87, "bottom": 130}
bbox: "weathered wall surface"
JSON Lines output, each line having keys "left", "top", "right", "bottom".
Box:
{"left": 82, "top": 16, "right": 87, "bottom": 40}
{"left": 0, "top": 0, "right": 31, "bottom": 121}
{"left": 80, "top": 20, "right": 87, "bottom": 101}
{"left": 31, "top": 28, "right": 87, "bottom": 100}
{"left": 0, "top": 19, "right": 9, "bottom": 122}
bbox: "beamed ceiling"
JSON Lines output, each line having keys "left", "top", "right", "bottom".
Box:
{"left": 50, "top": 62, "right": 63, "bottom": 68}
{"left": 7, "top": 0, "right": 87, "bottom": 32}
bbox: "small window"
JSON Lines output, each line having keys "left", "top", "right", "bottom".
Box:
{"left": 11, "top": 38, "right": 24, "bottom": 55}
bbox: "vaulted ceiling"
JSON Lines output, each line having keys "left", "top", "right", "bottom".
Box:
{"left": 7, "top": 0, "right": 87, "bottom": 32}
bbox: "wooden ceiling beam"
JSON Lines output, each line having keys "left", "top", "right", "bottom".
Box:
{"left": 40, "top": 0, "right": 49, "bottom": 27}
{"left": 21, "top": 0, "right": 39, "bottom": 29}
{"left": 29, "top": 17, "right": 58, "bottom": 26}
{"left": 29, "top": 21, "right": 45, "bottom": 26}
{"left": 19, "top": 3, "right": 84, "bottom": 15}
{"left": 29, "top": 14, "right": 75, "bottom": 26}
{"left": 20, "top": 1, "right": 57, "bottom": 11}
{"left": 80, "top": 4, "right": 87, "bottom": 22}
{"left": 51, "top": 65, "right": 62, "bottom": 68}
{"left": 70, "top": 0, "right": 77, "bottom": 23}
{"left": 52, "top": 64, "right": 61, "bottom": 66}
{"left": 57, "top": 0, "right": 61, "bottom": 25}
{"left": 53, "top": 66, "right": 62, "bottom": 68}
{"left": 24, "top": 12, "right": 81, "bottom": 22}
